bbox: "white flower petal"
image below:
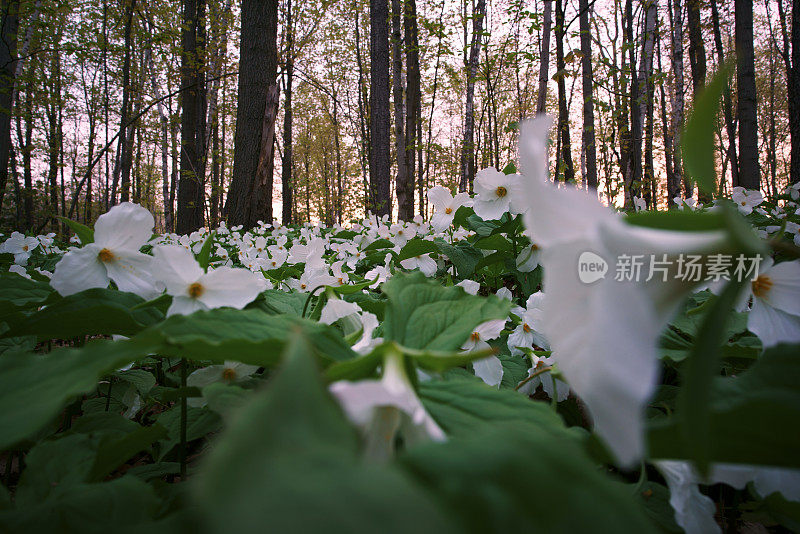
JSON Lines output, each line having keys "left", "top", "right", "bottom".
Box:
{"left": 152, "top": 245, "right": 204, "bottom": 295}
{"left": 198, "top": 267, "right": 266, "bottom": 309}
{"left": 104, "top": 251, "right": 160, "bottom": 299}
{"left": 473, "top": 355, "right": 503, "bottom": 387}
{"left": 761, "top": 260, "right": 800, "bottom": 316}
{"left": 50, "top": 245, "right": 109, "bottom": 296}
{"left": 320, "top": 298, "right": 361, "bottom": 325}
{"left": 93, "top": 202, "right": 154, "bottom": 250}
{"left": 748, "top": 298, "right": 800, "bottom": 348}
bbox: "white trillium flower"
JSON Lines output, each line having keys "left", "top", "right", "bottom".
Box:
{"left": 472, "top": 167, "right": 520, "bottom": 221}
{"left": 517, "top": 117, "right": 731, "bottom": 466}
{"left": 9, "top": 264, "right": 31, "bottom": 279}
{"left": 352, "top": 312, "right": 381, "bottom": 354}
{"left": 461, "top": 319, "right": 506, "bottom": 387}
{"left": 518, "top": 355, "right": 569, "bottom": 401}
{"left": 515, "top": 243, "right": 541, "bottom": 272}
{"left": 456, "top": 279, "right": 480, "bottom": 295}
{"left": 51, "top": 202, "right": 160, "bottom": 299}
{"left": 1, "top": 231, "right": 39, "bottom": 265}
{"left": 320, "top": 298, "right": 361, "bottom": 325}
{"left": 329, "top": 352, "right": 446, "bottom": 461}
{"left": 400, "top": 253, "right": 438, "bottom": 277}
{"left": 739, "top": 258, "right": 800, "bottom": 347}
{"left": 152, "top": 245, "right": 266, "bottom": 316}
{"left": 427, "top": 186, "right": 471, "bottom": 233}
{"left": 187, "top": 360, "right": 260, "bottom": 408}
{"left": 389, "top": 223, "right": 416, "bottom": 248}
{"left": 633, "top": 196, "right": 647, "bottom": 212}
{"left": 731, "top": 186, "right": 764, "bottom": 215}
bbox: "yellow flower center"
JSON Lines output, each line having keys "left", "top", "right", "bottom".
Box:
{"left": 741, "top": 201, "right": 747, "bottom": 206}
{"left": 97, "top": 248, "right": 115, "bottom": 263}
{"left": 445, "top": 207, "right": 453, "bottom": 214}
{"left": 531, "top": 244, "right": 539, "bottom": 251}
{"left": 470, "top": 331, "right": 480, "bottom": 342}
{"left": 300, "top": 283, "right": 307, "bottom": 290}
{"left": 22, "top": 245, "right": 28, "bottom": 251}
{"left": 221, "top": 368, "right": 237, "bottom": 381}
{"left": 523, "top": 323, "right": 531, "bottom": 333}
{"left": 338, "top": 277, "right": 345, "bottom": 285}
{"left": 188, "top": 282, "right": 205, "bottom": 299}
{"left": 751, "top": 275, "right": 773, "bottom": 299}
{"left": 496, "top": 186, "right": 508, "bottom": 198}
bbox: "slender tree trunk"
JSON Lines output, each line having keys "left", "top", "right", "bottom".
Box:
{"left": 555, "top": 0, "right": 574, "bottom": 183}
{"left": 225, "top": 0, "right": 280, "bottom": 229}
{"left": 669, "top": 0, "right": 685, "bottom": 202}
{"left": 403, "top": 0, "right": 420, "bottom": 220}
{"left": 624, "top": 0, "right": 641, "bottom": 204}
{"left": 391, "top": 0, "right": 408, "bottom": 219}
{"left": 0, "top": 0, "right": 19, "bottom": 213}
{"left": 281, "top": 0, "right": 293, "bottom": 225}
{"left": 458, "top": 0, "right": 485, "bottom": 192}
{"left": 579, "top": 0, "right": 597, "bottom": 190}
{"left": 536, "top": 0, "right": 552, "bottom": 114}
{"left": 111, "top": 0, "right": 136, "bottom": 205}
{"left": 777, "top": 0, "right": 800, "bottom": 185}
{"left": 638, "top": 0, "right": 658, "bottom": 206}
{"left": 734, "top": 0, "right": 759, "bottom": 190}
{"left": 354, "top": 4, "right": 371, "bottom": 211}
{"left": 710, "top": 0, "right": 739, "bottom": 188}
{"left": 369, "top": 0, "right": 391, "bottom": 215}
{"left": 658, "top": 34, "right": 676, "bottom": 206}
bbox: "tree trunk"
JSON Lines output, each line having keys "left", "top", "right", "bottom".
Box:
{"left": 777, "top": 0, "right": 800, "bottom": 185}
{"left": 369, "top": 0, "right": 391, "bottom": 215}
{"left": 111, "top": 0, "right": 136, "bottom": 205}
{"left": 391, "top": 0, "right": 408, "bottom": 219}
{"left": 624, "top": 0, "right": 640, "bottom": 204}
{"left": 536, "top": 0, "right": 552, "bottom": 114}
{"left": 710, "top": 0, "right": 739, "bottom": 188}
{"left": 225, "top": 0, "right": 280, "bottom": 229}
{"left": 734, "top": 0, "right": 759, "bottom": 190}
{"left": 0, "top": 0, "right": 19, "bottom": 213}
{"left": 638, "top": 0, "right": 658, "bottom": 206}
{"left": 668, "top": 0, "right": 685, "bottom": 202}
{"left": 403, "top": 0, "right": 420, "bottom": 221}
{"left": 281, "top": 0, "right": 293, "bottom": 225}
{"left": 578, "top": 0, "right": 596, "bottom": 190}
{"left": 458, "top": 0, "right": 485, "bottom": 192}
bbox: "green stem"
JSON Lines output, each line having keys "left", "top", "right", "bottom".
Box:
{"left": 104, "top": 378, "right": 113, "bottom": 411}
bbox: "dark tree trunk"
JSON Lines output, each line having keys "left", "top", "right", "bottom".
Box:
{"left": 403, "top": 0, "right": 420, "bottom": 220}
{"left": 458, "top": 0, "right": 485, "bottom": 192}
{"left": 177, "top": 0, "right": 207, "bottom": 233}
{"left": 686, "top": 0, "right": 706, "bottom": 93}
{"left": 624, "top": 0, "right": 641, "bottom": 204}
{"left": 710, "top": 0, "right": 739, "bottom": 187}
{"left": 225, "top": 0, "right": 280, "bottom": 229}
{"left": 369, "top": 0, "right": 391, "bottom": 215}
{"left": 579, "top": 0, "right": 597, "bottom": 190}
{"left": 669, "top": 0, "right": 685, "bottom": 202}
{"left": 281, "top": 0, "right": 293, "bottom": 225}
{"left": 391, "top": 0, "right": 408, "bottom": 219}
{"left": 638, "top": 0, "right": 657, "bottom": 207}
{"left": 555, "top": 0, "right": 574, "bottom": 183}
{"left": 0, "top": 0, "right": 19, "bottom": 213}
{"left": 734, "top": 0, "right": 759, "bottom": 190}
{"left": 112, "top": 0, "right": 136, "bottom": 205}
{"left": 778, "top": 0, "right": 800, "bottom": 185}
{"left": 536, "top": 0, "right": 552, "bottom": 114}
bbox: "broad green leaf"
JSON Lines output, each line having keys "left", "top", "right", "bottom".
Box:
{"left": 196, "top": 332, "right": 457, "bottom": 534}
{"left": 364, "top": 238, "right": 395, "bottom": 251}
{"left": 401, "top": 423, "right": 657, "bottom": 533}
{"left": 419, "top": 378, "right": 567, "bottom": 438}
{"left": 113, "top": 369, "right": 157, "bottom": 395}
{"left": 0, "top": 271, "right": 53, "bottom": 307}
{"left": 381, "top": 272, "right": 510, "bottom": 352}
{"left": 434, "top": 238, "right": 483, "bottom": 278}
{"left": 0, "top": 476, "right": 161, "bottom": 531}
{"left": 649, "top": 343, "right": 800, "bottom": 469}
{"left": 155, "top": 406, "right": 222, "bottom": 460}
{"left": 6, "top": 288, "right": 165, "bottom": 341}
{"left": 88, "top": 423, "right": 168, "bottom": 481}
{"left": 202, "top": 382, "right": 252, "bottom": 418}
{"left": 196, "top": 231, "right": 215, "bottom": 271}
{"left": 0, "top": 338, "right": 151, "bottom": 451}
{"left": 57, "top": 216, "right": 94, "bottom": 245}
{"left": 396, "top": 237, "right": 439, "bottom": 261}
{"left": 676, "top": 279, "right": 746, "bottom": 475}
{"left": 249, "top": 289, "right": 308, "bottom": 316}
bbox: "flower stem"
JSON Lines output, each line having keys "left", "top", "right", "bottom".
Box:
{"left": 515, "top": 366, "right": 553, "bottom": 391}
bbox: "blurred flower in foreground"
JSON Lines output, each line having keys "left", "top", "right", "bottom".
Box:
{"left": 51, "top": 203, "right": 159, "bottom": 298}
{"left": 329, "top": 351, "right": 445, "bottom": 461}
{"left": 656, "top": 460, "right": 800, "bottom": 534}
{"left": 517, "top": 116, "right": 730, "bottom": 467}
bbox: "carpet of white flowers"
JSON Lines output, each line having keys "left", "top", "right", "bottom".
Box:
{"left": 0, "top": 118, "right": 799, "bottom": 533}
